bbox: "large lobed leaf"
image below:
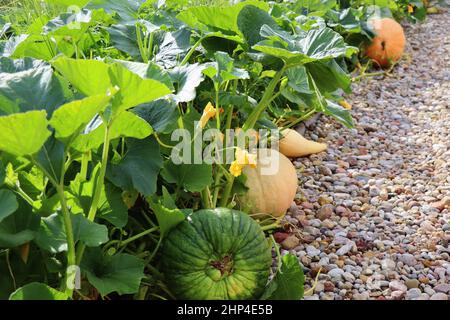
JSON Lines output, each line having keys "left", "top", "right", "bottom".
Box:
{"left": 51, "top": 57, "right": 172, "bottom": 115}
{"left": 35, "top": 212, "right": 108, "bottom": 253}
{"left": 0, "top": 58, "right": 68, "bottom": 116}
{"left": 177, "top": 0, "right": 269, "bottom": 35}
{"left": 107, "top": 138, "right": 163, "bottom": 196}
{"left": 253, "top": 25, "right": 355, "bottom": 66}
{"left": 81, "top": 248, "right": 145, "bottom": 296}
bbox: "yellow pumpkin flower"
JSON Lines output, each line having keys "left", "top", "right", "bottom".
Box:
{"left": 230, "top": 148, "right": 258, "bottom": 176}
{"left": 407, "top": 4, "right": 414, "bottom": 13}
{"left": 199, "top": 102, "right": 217, "bottom": 128}
{"left": 229, "top": 160, "right": 243, "bottom": 177}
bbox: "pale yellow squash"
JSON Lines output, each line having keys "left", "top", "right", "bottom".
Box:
{"left": 279, "top": 128, "right": 327, "bottom": 158}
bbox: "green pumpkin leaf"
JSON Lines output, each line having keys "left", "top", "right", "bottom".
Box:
{"left": 203, "top": 51, "right": 249, "bottom": 87}
{"left": 306, "top": 60, "right": 351, "bottom": 93}
{"left": 43, "top": 9, "right": 94, "bottom": 39}
{"left": 34, "top": 214, "right": 66, "bottom": 253}
{"left": 154, "top": 28, "right": 191, "bottom": 69}
{"left": 177, "top": 0, "right": 269, "bottom": 35}
{"left": 283, "top": 65, "right": 312, "bottom": 94}
{"left": 107, "top": 23, "right": 142, "bottom": 59}
{"left": 132, "top": 99, "right": 178, "bottom": 134}
{"left": 72, "top": 213, "right": 109, "bottom": 247}
{"left": 161, "top": 186, "right": 177, "bottom": 210}
{"left": 261, "top": 253, "right": 304, "bottom": 300}
{"left": 168, "top": 63, "right": 207, "bottom": 103}
{"left": 50, "top": 95, "right": 112, "bottom": 145}
{"left": 2, "top": 34, "right": 74, "bottom": 61}
{"left": 112, "top": 60, "right": 173, "bottom": 90}
{"left": 107, "top": 138, "right": 162, "bottom": 196}
{"left": 86, "top": 0, "right": 145, "bottom": 22}
{"left": 0, "top": 199, "right": 40, "bottom": 248}
{"left": 107, "top": 21, "right": 160, "bottom": 61}
{"left": 148, "top": 200, "right": 186, "bottom": 237}
{"left": 0, "top": 110, "right": 51, "bottom": 156}
{"left": 161, "top": 161, "right": 212, "bottom": 193}
{"left": 33, "top": 136, "right": 65, "bottom": 184}
{"left": 46, "top": 0, "right": 90, "bottom": 7}
{"left": 200, "top": 31, "right": 244, "bottom": 54}
{"left": 0, "top": 57, "right": 46, "bottom": 73}
{"left": 98, "top": 183, "right": 128, "bottom": 228}
{"left": 51, "top": 57, "right": 111, "bottom": 97}
{"left": 81, "top": 248, "right": 145, "bottom": 296}
{"left": 324, "top": 99, "right": 354, "bottom": 128}
{"left": 68, "top": 166, "right": 128, "bottom": 228}
{"left": 35, "top": 212, "right": 108, "bottom": 253}
{"left": 237, "top": 5, "right": 279, "bottom": 47}
{"left": 0, "top": 58, "right": 67, "bottom": 116}
{"left": 253, "top": 25, "right": 351, "bottom": 66}
{"left": 107, "top": 63, "right": 172, "bottom": 113}
{"left": 71, "top": 111, "right": 153, "bottom": 152}
{"left": 0, "top": 189, "right": 18, "bottom": 223}
{"left": 9, "top": 282, "right": 69, "bottom": 300}
{"left": 18, "top": 166, "right": 46, "bottom": 199}
{"left": 326, "top": 8, "right": 362, "bottom": 33}
{"left": 53, "top": 58, "right": 171, "bottom": 114}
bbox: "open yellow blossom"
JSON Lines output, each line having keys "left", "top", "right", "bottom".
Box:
{"left": 229, "top": 160, "right": 243, "bottom": 177}
{"left": 235, "top": 148, "right": 257, "bottom": 166}
{"left": 407, "top": 4, "right": 414, "bottom": 13}
{"left": 230, "top": 148, "right": 258, "bottom": 176}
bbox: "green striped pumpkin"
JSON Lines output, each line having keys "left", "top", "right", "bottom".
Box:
{"left": 161, "top": 208, "right": 272, "bottom": 300}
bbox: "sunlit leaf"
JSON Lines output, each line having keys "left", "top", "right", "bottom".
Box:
{"left": 50, "top": 95, "right": 111, "bottom": 145}
{"left": 0, "top": 58, "right": 67, "bottom": 116}
{"left": 0, "top": 111, "right": 50, "bottom": 156}
{"left": 9, "top": 283, "right": 69, "bottom": 300}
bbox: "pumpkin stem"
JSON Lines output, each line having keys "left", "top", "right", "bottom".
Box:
{"left": 210, "top": 255, "right": 234, "bottom": 276}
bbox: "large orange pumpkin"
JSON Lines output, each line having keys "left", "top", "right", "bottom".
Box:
{"left": 365, "top": 18, "right": 406, "bottom": 68}
{"left": 241, "top": 148, "right": 298, "bottom": 218}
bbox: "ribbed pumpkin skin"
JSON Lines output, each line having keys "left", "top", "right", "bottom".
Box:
{"left": 279, "top": 128, "right": 327, "bottom": 158}
{"left": 242, "top": 149, "right": 298, "bottom": 218}
{"left": 365, "top": 18, "right": 406, "bottom": 68}
{"left": 161, "top": 208, "right": 272, "bottom": 300}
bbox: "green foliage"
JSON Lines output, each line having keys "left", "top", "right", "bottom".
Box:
{"left": 0, "top": 0, "right": 425, "bottom": 301}
{"left": 261, "top": 253, "right": 305, "bottom": 300}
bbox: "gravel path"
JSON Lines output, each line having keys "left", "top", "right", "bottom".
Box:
{"left": 280, "top": 12, "right": 450, "bottom": 300}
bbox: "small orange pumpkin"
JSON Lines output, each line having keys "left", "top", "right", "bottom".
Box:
{"left": 365, "top": 18, "right": 406, "bottom": 68}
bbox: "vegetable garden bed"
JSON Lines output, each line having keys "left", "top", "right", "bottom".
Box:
{"left": 0, "top": 0, "right": 444, "bottom": 300}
